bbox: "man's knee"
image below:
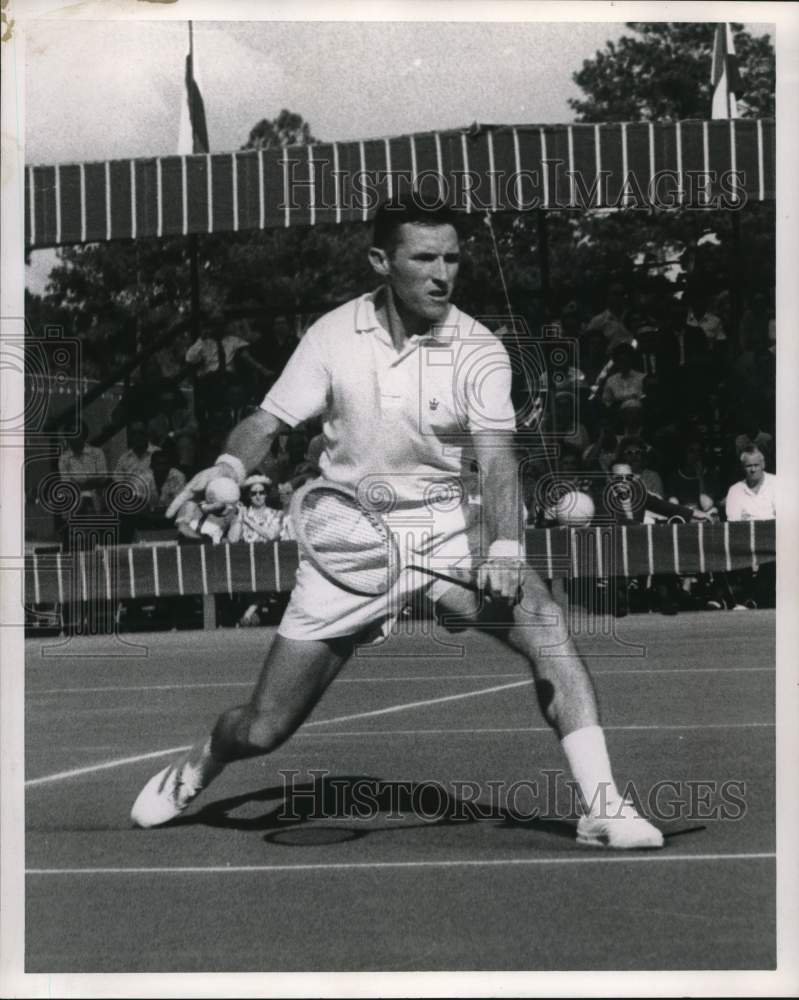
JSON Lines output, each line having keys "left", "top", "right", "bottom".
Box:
{"left": 243, "top": 707, "right": 298, "bottom": 754}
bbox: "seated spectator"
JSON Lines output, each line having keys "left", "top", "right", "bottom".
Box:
{"left": 603, "top": 459, "right": 706, "bottom": 617}
{"left": 114, "top": 422, "right": 158, "bottom": 478}
{"left": 148, "top": 447, "right": 187, "bottom": 514}
{"left": 173, "top": 429, "right": 199, "bottom": 480}
{"left": 666, "top": 439, "right": 721, "bottom": 514}
{"left": 585, "top": 281, "right": 634, "bottom": 354}
{"left": 57, "top": 421, "right": 108, "bottom": 515}
{"left": 228, "top": 474, "right": 285, "bottom": 626}
{"left": 725, "top": 447, "right": 776, "bottom": 523}
{"left": 613, "top": 437, "right": 664, "bottom": 502}
{"left": 114, "top": 422, "right": 159, "bottom": 539}
{"left": 228, "top": 475, "right": 283, "bottom": 545}
{"left": 601, "top": 343, "right": 646, "bottom": 412}
{"left": 721, "top": 447, "right": 776, "bottom": 610}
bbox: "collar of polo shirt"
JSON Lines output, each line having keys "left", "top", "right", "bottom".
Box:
{"left": 355, "top": 288, "right": 457, "bottom": 345}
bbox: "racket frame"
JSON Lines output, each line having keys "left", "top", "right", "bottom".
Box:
{"left": 290, "top": 479, "right": 478, "bottom": 597}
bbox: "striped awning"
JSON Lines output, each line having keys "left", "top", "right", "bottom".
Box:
{"left": 25, "top": 119, "right": 775, "bottom": 250}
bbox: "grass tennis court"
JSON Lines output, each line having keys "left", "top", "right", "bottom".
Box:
{"left": 25, "top": 611, "right": 775, "bottom": 972}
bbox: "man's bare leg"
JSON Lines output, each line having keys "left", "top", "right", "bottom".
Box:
{"left": 435, "top": 572, "right": 663, "bottom": 848}
{"left": 131, "top": 634, "right": 354, "bottom": 827}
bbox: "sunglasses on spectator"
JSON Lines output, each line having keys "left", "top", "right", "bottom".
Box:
{"left": 249, "top": 488, "right": 266, "bottom": 495}
{"left": 624, "top": 448, "right": 642, "bottom": 455}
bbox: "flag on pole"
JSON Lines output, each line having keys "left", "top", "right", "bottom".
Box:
{"left": 711, "top": 23, "right": 743, "bottom": 119}
{"left": 178, "top": 21, "right": 210, "bottom": 154}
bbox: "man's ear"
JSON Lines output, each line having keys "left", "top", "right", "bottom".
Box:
{"left": 368, "top": 246, "right": 391, "bottom": 277}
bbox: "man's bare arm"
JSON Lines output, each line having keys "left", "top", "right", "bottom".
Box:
{"left": 471, "top": 430, "right": 526, "bottom": 602}
{"left": 166, "top": 409, "right": 288, "bottom": 520}
{"left": 221, "top": 408, "right": 287, "bottom": 476}
{"left": 472, "top": 430, "right": 524, "bottom": 546}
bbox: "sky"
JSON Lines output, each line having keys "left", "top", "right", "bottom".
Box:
{"left": 24, "top": 20, "right": 656, "bottom": 165}
{"left": 22, "top": 14, "right": 773, "bottom": 291}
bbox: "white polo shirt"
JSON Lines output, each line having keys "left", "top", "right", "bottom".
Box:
{"left": 261, "top": 290, "right": 516, "bottom": 510}
{"left": 725, "top": 472, "right": 776, "bottom": 521}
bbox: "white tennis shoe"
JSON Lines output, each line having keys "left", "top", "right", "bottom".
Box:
{"left": 576, "top": 799, "right": 664, "bottom": 849}
{"left": 130, "top": 759, "right": 208, "bottom": 828}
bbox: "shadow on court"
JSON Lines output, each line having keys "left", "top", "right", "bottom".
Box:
{"left": 172, "top": 773, "right": 579, "bottom": 844}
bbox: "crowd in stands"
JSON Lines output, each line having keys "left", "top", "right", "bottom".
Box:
{"left": 43, "top": 281, "right": 776, "bottom": 626}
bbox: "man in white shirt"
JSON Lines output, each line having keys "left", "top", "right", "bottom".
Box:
{"left": 57, "top": 422, "right": 108, "bottom": 513}
{"left": 725, "top": 447, "right": 776, "bottom": 522}
{"left": 131, "top": 199, "right": 662, "bottom": 849}
{"left": 722, "top": 447, "right": 776, "bottom": 610}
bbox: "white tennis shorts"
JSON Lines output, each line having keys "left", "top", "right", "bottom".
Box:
{"left": 277, "top": 507, "right": 482, "bottom": 642}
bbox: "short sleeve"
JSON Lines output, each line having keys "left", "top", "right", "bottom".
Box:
{"left": 724, "top": 485, "right": 743, "bottom": 522}
{"left": 261, "top": 327, "right": 330, "bottom": 428}
{"left": 462, "top": 338, "right": 517, "bottom": 433}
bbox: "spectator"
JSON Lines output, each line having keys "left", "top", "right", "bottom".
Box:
{"left": 666, "top": 440, "right": 721, "bottom": 514}
{"left": 613, "top": 437, "right": 664, "bottom": 501}
{"left": 228, "top": 474, "right": 285, "bottom": 627}
{"left": 58, "top": 422, "right": 107, "bottom": 505}
{"left": 114, "top": 422, "right": 158, "bottom": 479}
{"left": 721, "top": 447, "right": 776, "bottom": 610}
{"left": 601, "top": 343, "right": 646, "bottom": 412}
{"left": 686, "top": 290, "right": 726, "bottom": 349}
{"left": 603, "top": 459, "right": 705, "bottom": 616}
{"left": 148, "top": 447, "right": 187, "bottom": 514}
{"left": 173, "top": 429, "right": 200, "bottom": 480}
{"left": 185, "top": 320, "right": 250, "bottom": 428}
{"left": 114, "top": 422, "right": 159, "bottom": 538}
{"left": 229, "top": 475, "right": 283, "bottom": 545}
{"left": 586, "top": 282, "right": 634, "bottom": 354}
{"left": 725, "top": 447, "right": 776, "bottom": 523}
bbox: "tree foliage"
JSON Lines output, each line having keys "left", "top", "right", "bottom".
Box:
{"left": 242, "top": 109, "right": 316, "bottom": 150}
{"left": 569, "top": 22, "right": 775, "bottom": 122}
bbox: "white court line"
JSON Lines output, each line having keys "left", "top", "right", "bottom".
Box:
{"left": 27, "top": 665, "right": 775, "bottom": 697}
{"left": 293, "top": 721, "right": 774, "bottom": 738}
{"left": 25, "top": 680, "right": 532, "bottom": 787}
{"left": 26, "top": 852, "right": 775, "bottom": 876}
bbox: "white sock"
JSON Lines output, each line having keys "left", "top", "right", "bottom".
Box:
{"left": 560, "top": 725, "right": 622, "bottom": 817}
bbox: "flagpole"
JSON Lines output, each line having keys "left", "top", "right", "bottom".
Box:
{"left": 185, "top": 21, "right": 202, "bottom": 398}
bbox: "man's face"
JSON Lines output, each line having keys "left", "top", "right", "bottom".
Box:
{"left": 742, "top": 454, "right": 764, "bottom": 487}
{"left": 372, "top": 223, "right": 460, "bottom": 325}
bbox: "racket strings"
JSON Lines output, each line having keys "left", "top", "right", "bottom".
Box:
{"left": 298, "top": 488, "right": 400, "bottom": 594}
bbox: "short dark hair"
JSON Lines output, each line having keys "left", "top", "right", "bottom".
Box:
{"left": 372, "top": 198, "right": 460, "bottom": 255}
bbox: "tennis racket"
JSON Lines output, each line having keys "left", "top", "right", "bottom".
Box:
{"left": 290, "top": 480, "right": 479, "bottom": 597}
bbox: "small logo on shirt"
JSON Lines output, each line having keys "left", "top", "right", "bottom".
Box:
{"left": 429, "top": 398, "right": 440, "bottom": 411}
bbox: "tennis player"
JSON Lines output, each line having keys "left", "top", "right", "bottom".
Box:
{"left": 131, "top": 199, "right": 662, "bottom": 848}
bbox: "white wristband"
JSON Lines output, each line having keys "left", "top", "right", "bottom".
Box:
{"left": 488, "top": 539, "right": 525, "bottom": 560}
{"left": 215, "top": 453, "right": 247, "bottom": 485}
